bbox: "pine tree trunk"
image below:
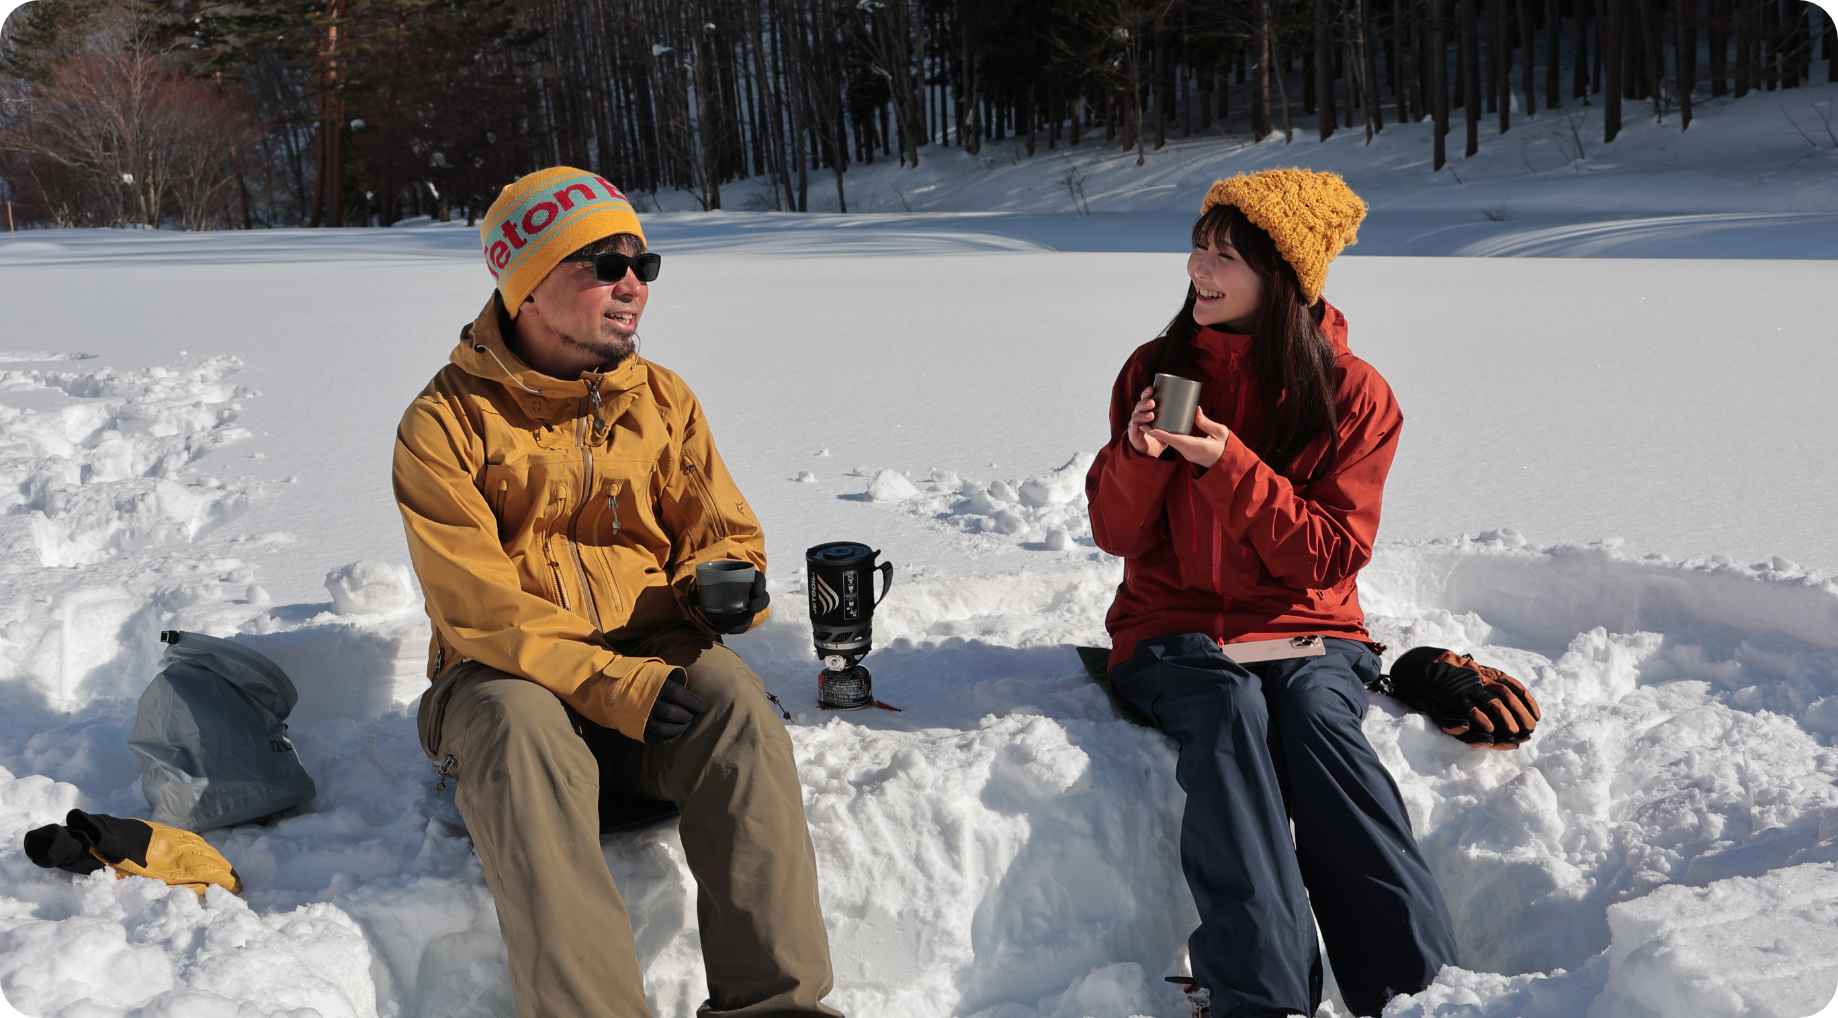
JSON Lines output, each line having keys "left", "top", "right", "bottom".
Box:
{"left": 1255, "top": 0, "right": 1275, "bottom": 139}
{"left": 1605, "top": 0, "right": 1623, "bottom": 138}
{"left": 1519, "top": 0, "right": 1536, "bottom": 115}
{"left": 1129, "top": 11, "right": 1147, "bottom": 163}
{"left": 1762, "top": 0, "right": 1778, "bottom": 91}
{"left": 1154, "top": 24, "right": 1170, "bottom": 149}
{"left": 1779, "top": 0, "right": 1801, "bottom": 89}
{"left": 1394, "top": 0, "right": 1413, "bottom": 122}
{"left": 1707, "top": 0, "right": 1727, "bottom": 95}
{"left": 1361, "top": 0, "right": 1384, "bottom": 135}
{"left": 1434, "top": 0, "right": 1451, "bottom": 168}
{"left": 1594, "top": 0, "right": 1606, "bottom": 93}
{"left": 962, "top": 32, "right": 980, "bottom": 154}
{"left": 1317, "top": 0, "right": 1336, "bottom": 139}
{"left": 1734, "top": 0, "right": 1750, "bottom": 94}
{"left": 1641, "top": 0, "right": 1665, "bottom": 110}
{"left": 1575, "top": 0, "right": 1592, "bottom": 99}
{"left": 1463, "top": 0, "right": 1481, "bottom": 153}
{"left": 1496, "top": 0, "right": 1511, "bottom": 129}
{"left": 1546, "top": 0, "right": 1562, "bottom": 107}
{"left": 1421, "top": 0, "right": 1436, "bottom": 117}
{"left": 1679, "top": 0, "right": 1695, "bottom": 128}
{"left": 1485, "top": 0, "right": 1500, "bottom": 115}
{"left": 1274, "top": 36, "right": 1296, "bottom": 139}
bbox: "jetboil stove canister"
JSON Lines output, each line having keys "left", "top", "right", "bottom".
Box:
{"left": 804, "top": 541, "right": 893, "bottom": 709}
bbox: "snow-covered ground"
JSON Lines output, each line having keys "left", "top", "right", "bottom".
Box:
{"left": 2, "top": 78, "right": 1837, "bottom": 1018}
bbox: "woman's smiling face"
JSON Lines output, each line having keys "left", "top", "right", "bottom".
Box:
{"left": 1187, "top": 230, "right": 1263, "bottom": 332}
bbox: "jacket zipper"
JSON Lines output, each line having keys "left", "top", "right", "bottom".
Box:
{"left": 571, "top": 406, "right": 606, "bottom": 632}
{"left": 685, "top": 458, "right": 731, "bottom": 540}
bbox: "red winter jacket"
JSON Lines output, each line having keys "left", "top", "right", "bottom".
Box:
{"left": 1086, "top": 302, "right": 1401, "bottom": 669}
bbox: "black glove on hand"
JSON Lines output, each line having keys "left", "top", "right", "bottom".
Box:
{"left": 644, "top": 672, "right": 707, "bottom": 743}
{"left": 697, "top": 572, "right": 770, "bottom": 636}
{"left": 1384, "top": 646, "right": 1542, "bottom": 749}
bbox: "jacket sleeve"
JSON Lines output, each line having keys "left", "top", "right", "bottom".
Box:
{"left": 393, "top": 397, "right": 677, "bottom": 742}
{"left": 1194, "top": 369, "right": 1403, "bottom": 590}
{"left": 658, "top": 391, "right": 770, "bottom": 631}
{"left": 1086, "top": 351, "right": 1179, "bottom": 558}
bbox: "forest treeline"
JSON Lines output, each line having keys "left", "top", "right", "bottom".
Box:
{"left": 1, "top": 0, "right": 1833, "bottom": 229}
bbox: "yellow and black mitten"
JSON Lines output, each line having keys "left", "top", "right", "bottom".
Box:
{"left": 24, "top": 809, "right": 242, "bottom": 896}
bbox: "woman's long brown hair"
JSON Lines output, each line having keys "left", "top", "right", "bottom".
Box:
{"left": 1153, "top": 204, "right": 1341, "bottom": 482}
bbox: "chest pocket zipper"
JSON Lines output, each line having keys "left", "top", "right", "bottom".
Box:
{"left": 587, "top": 479, "right": 625, "bottom": 617}
{"left": 685, "top": 459, "right": 731, "bottom": 540}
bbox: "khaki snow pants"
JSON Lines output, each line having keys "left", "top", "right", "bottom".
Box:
{"left": 417, "top": 625, "right": 841, "bottom": 1018}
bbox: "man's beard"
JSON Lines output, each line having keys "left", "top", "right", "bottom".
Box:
{"left": 560, "top": 324, "right": 638, "bottom": 368}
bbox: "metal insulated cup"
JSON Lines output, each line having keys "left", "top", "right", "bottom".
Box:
{"left": 695, "top": 560, "right": 755, "bottom": 614}
{"left": 1152, "top": 373, "right": 1202, "bottom": 436}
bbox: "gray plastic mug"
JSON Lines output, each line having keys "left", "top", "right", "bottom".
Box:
{"left": 695, "top": 560, "right": 756, "bottom": 614}
{"left": 1152, "top": 373, "right": 1202, "bottom": 436}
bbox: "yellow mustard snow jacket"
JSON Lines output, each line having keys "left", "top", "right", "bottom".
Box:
{"left": 393, "top": 296, "right": 767, "bottom": 741}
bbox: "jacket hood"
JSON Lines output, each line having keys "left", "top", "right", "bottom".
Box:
{"left": 448, "top": 294, "right": 649, "bottom": 420}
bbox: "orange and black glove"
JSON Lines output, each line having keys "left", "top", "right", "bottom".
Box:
{"left": 1383, "top": 647, "right": 1542, "bottom": 750}
{"left": 24, "top": 809, "right": 242, "bottom": 896}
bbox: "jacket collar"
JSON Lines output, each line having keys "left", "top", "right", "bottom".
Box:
{"left": 449, "top": 293, "right": 649, "bottom": 420}
{"left": 1192, "top": 299, "right": 1351, "bottom": 361}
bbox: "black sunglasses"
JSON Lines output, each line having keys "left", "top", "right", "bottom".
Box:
{"left": 567, "top": 250, "right": 661, "bottom": 284}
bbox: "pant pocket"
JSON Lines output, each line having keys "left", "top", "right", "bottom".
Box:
{"left": 416, "top": 661, "right": 484, "bottom": 762}
{"left": 1113, "top": 633, "right": 1236, "bottom": 730}
{"left": 1324, "top": 638, "right": 1382, "bottom": 689}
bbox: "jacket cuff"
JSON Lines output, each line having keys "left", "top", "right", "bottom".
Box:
{"left": 1108, "top": 437, "right": 1180, "bottom": 485}
{"left": 1194, "top": 432, "right": 1265, "bottom": 537}
{"left": 568, "top": 657, "right": 681, "bottom": 742}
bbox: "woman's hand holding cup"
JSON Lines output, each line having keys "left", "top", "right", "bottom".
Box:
{"left": 1127, "top": 387, "right": 1168, "bottom": 458}
{"left": 1150, "top": 406, "right": 1232, "bottom": 469}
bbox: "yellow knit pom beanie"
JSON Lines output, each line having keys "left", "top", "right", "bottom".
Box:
{"left": 479, "top": 167, "right": 647, "bottom": 317}
{"left": 1200, "top": 169, "right": 1366, "bottom": 305}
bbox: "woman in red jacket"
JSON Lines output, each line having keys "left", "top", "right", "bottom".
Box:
{"left": 1085, "top": 170, "right": 1459, "bottom": 1018}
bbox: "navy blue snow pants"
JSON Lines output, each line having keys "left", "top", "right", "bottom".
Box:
{"left": 1111, "top": 634, "right": 1460, "bottom": 1017}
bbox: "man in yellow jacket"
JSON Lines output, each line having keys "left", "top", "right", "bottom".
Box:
{"left": 393, "top": 166, "right": 840, "bottom": 1018}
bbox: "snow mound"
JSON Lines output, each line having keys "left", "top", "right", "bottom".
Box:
{"left": 861, "top": 453, "right": 1098, "bottom": 550}
{"left": 324, "top": 561, "right": 418, "bottom": 617}
{"left": 1591, "top": 863, "right": 1838, "bottom": 1018}
{"left": 0, "top": 836, "right": 378, "bottom": 1018}
{"left": 865, "top": 468, "right": 920, "bottom": 502}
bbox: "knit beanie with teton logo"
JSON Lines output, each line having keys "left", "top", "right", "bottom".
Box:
{"left": 479, "top": 167, "right": 646, "bottom": 317}
{"left": 1200, "top": 168, "right": 1366, "bottom": 305}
